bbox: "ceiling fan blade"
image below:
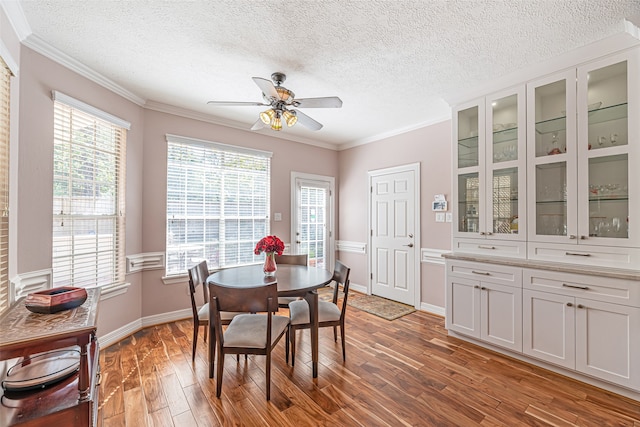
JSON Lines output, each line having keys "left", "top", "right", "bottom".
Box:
{"left": 252, "top": 77, "right": 280, "bottom": 100}
{"left": 207, "top": 101, "right": 268, "bottom": 107}
{"left": 250, "top": 119, "right": 266, "bottom": 131}
{"left": 292, "top": 96, "right": 342, "bottom": 108}
{"left": 293, "top": 109, "right": 323, "bottom": 131}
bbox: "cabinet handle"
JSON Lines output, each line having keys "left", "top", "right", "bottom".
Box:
{"left": 565, "top": 252, "right": 591, "bottom": 257}
{"left": 474, "top": 285, "right": 480, "bottom": 289}
{"left": 481, "top": 286, "right": 487, "bottom": 290}
{"left": 478, "top": 245, "right": 496, "bottom": 250}
{"left": 562, "top": 283, "right": 589, "bottom": 290}
{"left": 577, "top": 304, "right": 585, "bottom": 309}
{"left": 471, "top": 270, "right": 491, "bottom": 276}
{"left": 566, "top": 302, "right": 573, "bottom": 307}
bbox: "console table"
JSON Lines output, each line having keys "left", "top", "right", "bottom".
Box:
{"left": 0, "top": 287, "right": 100, "bottom": 426}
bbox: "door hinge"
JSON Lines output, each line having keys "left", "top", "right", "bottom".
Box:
{"left": 370, "top": 229, "right": 373, "bottom": 236}
{"left": 370, "top": 273, "right": 373, "bottom": 280}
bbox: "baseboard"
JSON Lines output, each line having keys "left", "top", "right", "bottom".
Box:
{"left": 98, "top": 308, "right": 191, "bottom": 348}
{"left": 420, "top": 302, "right": 445, "bottom": 317}
{"left": 349, "top": 282, "right": 367, "bottom": 294}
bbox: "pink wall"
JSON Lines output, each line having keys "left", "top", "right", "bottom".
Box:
{"left": 337, "top": 121, "right": 452, "bottom": 309}
{"left": 16, "top": 47, "right": 144, "bottom": 334}
{"left": 139, "top": 110, "right": 338, "bottom": 317}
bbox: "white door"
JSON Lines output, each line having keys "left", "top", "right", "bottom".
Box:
{"left": 291, "top": 172, "right": 335, "bottom": 270}
{"left": 369, "top": 163, "right": 420, "bottom": 306}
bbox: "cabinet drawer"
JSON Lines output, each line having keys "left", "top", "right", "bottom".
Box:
{"left": 523, "top": 268, "right": 640, "bottom": 307}
{"left": 448, "top": 260, "right": 522, "bottom": 287}
{"left": 453, "top": 238, "right": 527, "bottom": 259}
{"left": 528, "top": 242, "right": 640, "bottom": 270}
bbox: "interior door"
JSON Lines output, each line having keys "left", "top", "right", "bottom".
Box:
{"left": 369, "top": 164, "right": 419, "bottom": 306}
{"left": 291, "top": 172, "right": 334, "bottom": 271}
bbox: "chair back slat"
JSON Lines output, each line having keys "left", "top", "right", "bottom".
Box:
{"left": 210, "top": 282, "right": 279, "bottom": 314}
{"left": 332, "top": 260, "right": 351, "bottom": 306}
{"left": 275, "top": 254, "right": 308, "bottom": 266}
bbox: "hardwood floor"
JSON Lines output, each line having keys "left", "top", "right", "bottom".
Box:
{"left": 97, "top": 306, "right": 640, "bottom": 426}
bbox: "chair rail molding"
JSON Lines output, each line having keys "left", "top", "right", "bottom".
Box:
{"left": 10, "top": 269, "right": 52, "bottom": 304}
{"left": 421, "top": 248, "right": 450, "bottom": 265}
{"left": 127, "top": 252, "right": 165, "bottom": 273}
{"left": 337, "top": 240, "right": 367, "bottom": 254}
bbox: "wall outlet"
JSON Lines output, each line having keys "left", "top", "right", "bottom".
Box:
{"left": 274, "top": 212, "right": 282, "bottom": 221}
{"left": 435, "top": 212, "right": 445, "bottom": 222}
{"left": 445, "top": 212, "right": 452, "bottom": 223}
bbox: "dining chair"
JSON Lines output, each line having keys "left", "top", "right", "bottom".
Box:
{"left": 275, "top": 254, "right": 308, "bottom": 308}
{"left": 187, "top": 261, "right": 239, "bottom": 362}
{"left": 209, "top": 282, "right": 290, "bottom": 400}
{"left": 287, "top": 260, "right": 351, "bottom": 366}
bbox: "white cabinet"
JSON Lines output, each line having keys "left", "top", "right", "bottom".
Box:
{"left": 446, "top": 261, "right": 522, "bottom": 352}
{"left": 452, "top": 87, "right": 527, "bottom": 259}
{"left": 527, "top": 49, "right": 640, "bottom": 268}
{"left": 523, "top": 268, "right": 640, "bottom": 390}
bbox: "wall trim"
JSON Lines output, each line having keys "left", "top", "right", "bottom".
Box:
{"left": 10, "top": 269, "right": 52, "bottom": 304}
{"left": 337, "top": 240, "right": 367, "bottom": 254}
{"left": 421, "top": 248, "right": 450, "bottom": 265}
{"left": 98, "top": 308, "right": 191, "bottom": 348}
{"left": 420, "top": 302, "right": 445, "bottom": 317}
{"left": 349, "top": 282, "right": 367, "bottom": 295}
{"left": 127, "top": 252, "right": 165, "bottom": 273}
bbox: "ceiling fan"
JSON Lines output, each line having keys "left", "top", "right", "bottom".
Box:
{"left": 207, "top": 72, "right": 342, "bottom": 132}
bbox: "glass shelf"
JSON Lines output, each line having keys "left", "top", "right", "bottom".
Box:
{"left": 536, "top": 200, "right": 568, "bottom": 205}
{"left": 458, "top": 136, "right": 478, "bottom": 149}
{"left": 588, "top": 103, "right": 627, "bottom": 126}
{"left": 535, "top": 116, "right": 566, "bottom": 135}
{"left": 493, "top": 127, "right": 518, "bottom": 144}
{"left": 589, "top": 196, "right": 629, "bottom": 202}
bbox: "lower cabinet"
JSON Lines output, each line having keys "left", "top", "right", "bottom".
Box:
{"left": 445, "top": 258, "right": 640, "bottom": 394}
{"left": 446, "top": 261, "right": 522, "bottom": 352}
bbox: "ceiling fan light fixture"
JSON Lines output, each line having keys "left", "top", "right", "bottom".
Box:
{"left": 282, "top": 109, "right": 297, "bottom": 127}
{"left": 260, "top": 109, "right": 275, "bottom": 124}
{"left": 276, "top": 87, "right": 294, "bottom": 103}
{"left": 271, "top": 116, "right": 282, "bottom": 131}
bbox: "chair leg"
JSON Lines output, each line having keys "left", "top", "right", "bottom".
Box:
{"left": 333, "top": 325, "right": 338, "bottom": 342}
{"left": 192, "top": 320, "right": 199, "bottom": 362}
{"left": 208, "top": 327, "right": 216, "bottom": 378}
{"left": 216, "top": 347, "right": 225, "bottom": 398}
{"left": 285, "top": 328, "right": 290, "bottom": 364}
{"left": 290, "top": 327, "right": 296, "bottom": 367}
{"left": 340, "top": 323, "right": 346, "bottom": 362}
{"left": 266, "top": 349, "right": 271, "bottom": 400}
{"left": 203, "top": 322, "right": 208, "bottom": 343}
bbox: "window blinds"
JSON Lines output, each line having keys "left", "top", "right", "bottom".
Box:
{"left": 0, "top": 57, "right": 10, "bottom": 314}
{"left": 166, "top": 135, "right": 271, "bottom": 275}
{"left": 52, "top": 97, "right": 127, "bottom": 288}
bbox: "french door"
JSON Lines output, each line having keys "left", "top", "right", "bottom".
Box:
{"left": 291, "top": 172, "right": 335, "bottom": 271}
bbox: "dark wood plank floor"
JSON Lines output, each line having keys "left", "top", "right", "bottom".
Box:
{"left": 97, "top": 305, "right": 640, "bottom": 426}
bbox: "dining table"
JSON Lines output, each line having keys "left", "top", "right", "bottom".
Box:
{"left": 206, "top": 263, "right": 334, "bottom": 378}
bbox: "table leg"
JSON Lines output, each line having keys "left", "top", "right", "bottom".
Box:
{"left": 304, "top": 290, "right": 319, "bottom": 378}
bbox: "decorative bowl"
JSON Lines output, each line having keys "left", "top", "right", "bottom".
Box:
{"left": 25, "top": 287, "right": 88, "bottom": 314}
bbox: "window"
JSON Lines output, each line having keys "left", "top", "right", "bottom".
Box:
{"left": 166, "top": 134, "right": 271, "bottom": 275}
{"left": 0, "top": 57, "right": 11, "bottom": 315}
{"left": 52, "top": 92, "right": 129, "bottom": 288}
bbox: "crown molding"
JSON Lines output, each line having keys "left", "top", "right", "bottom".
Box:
{"left": 337, "top": 113, "right": 451, "bottom": 151}
{"left": 0, "top": 0, "right": 31, "bottom": 41}
{"left": 144, "top": 100, "right": 340, "bottom": 151}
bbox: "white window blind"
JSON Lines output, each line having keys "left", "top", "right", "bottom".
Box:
{"left": 166, "top": 135, "right": 271, "bottom": 275}
{"left": 52, "top": 96, "right": 128, "bottom": 288}
{"left": 0, "top": 57, "right": 11, "bottom": 315}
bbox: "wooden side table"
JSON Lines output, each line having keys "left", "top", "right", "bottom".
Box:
{"left": 0, "top": 288, "right": 100, "bottom": 426}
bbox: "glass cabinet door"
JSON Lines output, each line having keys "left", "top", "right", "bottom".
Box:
{"left": 527, "top": 70, "right": 577, "bottom": 242}
{"left": 457, "top": 106, "right": 480, "bottom": 168}
{"left": 487, "top": 89, "right": 525, "bottom": 239}
{"left": 577, "top": 52, "right": 636, "bottom": 246}
{"left": 458, "top": 172, "right": 480, "bottom": 233}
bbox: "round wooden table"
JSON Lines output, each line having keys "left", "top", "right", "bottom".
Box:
{"left": 207, "top": 264, "right": 333, "bottom": 378}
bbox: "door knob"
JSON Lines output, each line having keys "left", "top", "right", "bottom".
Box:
{"left": 296, "top": 240, "right": 301, "bottom": 244}
{"left": 403, "top": 243, "right": 414, "bottom": 247}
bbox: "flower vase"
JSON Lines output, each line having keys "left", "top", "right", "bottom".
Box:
{"left": 263, "top": 252, "right": 277, "bottom": 276}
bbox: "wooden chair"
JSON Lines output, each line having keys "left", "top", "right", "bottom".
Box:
{"left": 209, "top": 282, "right": 289, "bottom": 400}
{"left": 287, "top": 260, "right": 351, "bottom": 366}
{"left": 187, "top": 261, "right": 238, "bottom": 362}
{"left": 275, "top": 254, "right": 308, "bottom": 308}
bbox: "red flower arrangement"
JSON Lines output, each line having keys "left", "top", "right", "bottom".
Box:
{"left": 254, "top": 235, "right": 285, "bottom": 255}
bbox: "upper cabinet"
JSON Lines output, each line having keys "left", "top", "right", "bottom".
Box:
{"left": 453, "top": 87, "right": 527, "bottom": 258}
{"left": 527, "top": 49, "right": 640, "bottom": 268}
{"left": 452, "top": 46, "right": 640, "bottom": 269}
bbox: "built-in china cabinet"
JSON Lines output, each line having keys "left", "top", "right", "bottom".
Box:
{"left": 447, "top": 45, "right": 640, "bottom": 400}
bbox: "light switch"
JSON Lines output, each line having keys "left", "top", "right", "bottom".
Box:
{"left": 435, "top": 212, "right": 445, "bottom": 222}
{"left": 445, "top": 212, "right": 452, "bottom": 223}
{"left": 274, "top": 212, "right": 282, "bottom": 221}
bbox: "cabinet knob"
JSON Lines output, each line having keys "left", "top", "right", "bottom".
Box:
{"left": 486, "top": 231, "right": 493, "bottom": 235}
{"left": 474, "top": 285, "right": 480, "bottom": 289}
{"left": 566, "top": 302, "right": 573, "bottom": 307}
{"left": 577, "top": 304, "right": 585, "bottom": 309}
{"left": 480, "top": 286, "right": 487, "bottom": 291}
{"left": 580, "top": 235, "right": 587, "bottom": 240}
{"left": 479, "top": 232, "right": 486, "bottom": 236}
{"left": 569, "top": 235, "right": 577, "bottom": 240}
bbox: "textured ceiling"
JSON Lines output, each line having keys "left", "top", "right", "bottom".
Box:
{"left": 9, "top": 0, "right": 640, "bottom": 149}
